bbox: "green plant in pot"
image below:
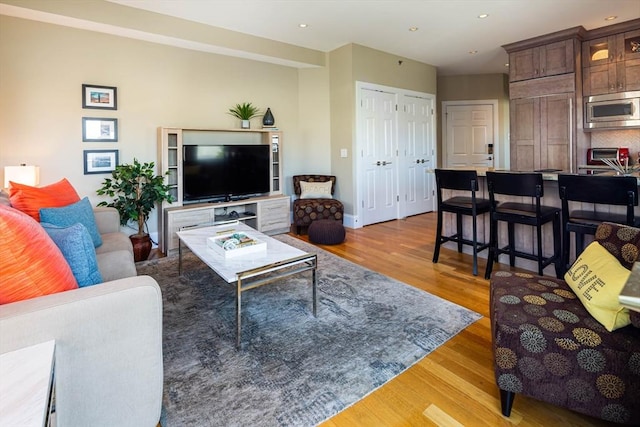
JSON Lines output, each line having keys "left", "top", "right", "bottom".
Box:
{"left": 228, "top": 102, "right": 261, "bottom": 129}
{"left": 97, "top": 159, "right": 174, "bottom": 262}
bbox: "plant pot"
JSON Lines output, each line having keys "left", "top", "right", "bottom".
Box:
{"left": 241, "top": 119, "right": 250, "bottom": 129}
{"left": 130, "top": 233, "right": 152, "bottom": 262}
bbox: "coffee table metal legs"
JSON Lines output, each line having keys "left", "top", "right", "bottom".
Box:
{"left": 234, "top": 254, "right": 318, "bottom": 349}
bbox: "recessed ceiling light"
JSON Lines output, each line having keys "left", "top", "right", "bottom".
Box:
{"left": 605, "top": 16, "right": 617, "bottom": 21}
{"left": 505, "top": 63, "right": 510, "bottom": 67}
{"left": 469, "top": 50, "right": 478, "bottom": 54}
{"left": 409, "top": 26, "right": 419, "bottom": 32}
{"left": 478, "top": 14, "right": 489, "bottom": 19}
{"left": 299, "top": 23, "right": 308, "bottom": 28}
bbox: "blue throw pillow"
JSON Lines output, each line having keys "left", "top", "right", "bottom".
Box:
{"left": 41, "top": 222, "right": 103, "bottom": 287}
{"left": 40, "top": 197, "right": 102, "bottom": 247}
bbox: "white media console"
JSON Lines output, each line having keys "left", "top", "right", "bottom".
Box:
{"left": 158, "top": 127, "right": 288, "bottom": 254}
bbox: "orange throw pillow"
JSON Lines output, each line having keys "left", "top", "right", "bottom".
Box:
{"left": 0, "top": 205, "right": 78, "bottom": 304}
{"left": 9, "top": 178, "right": 80, "bottom": 221}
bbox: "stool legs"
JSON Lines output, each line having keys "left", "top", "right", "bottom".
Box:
{"left": 507, "top": 223, "right": 516, "bottom": 267}
{"left": 553, "top": 213, "right": 562, "bottom": 278}
{"left": 456, "top": 213, "right": 463, "bottom": 253}
{"left": 433, "top": 209, "right": 486, "bottom": 276}
{"left": 432, "top": 209, "right": 443, "bottom": 264}
{"left": 471, "top": 213, "right": 479, "bottom": 276}
{"left": 485, "top": 216, "right": 562, "bottom": 279}
{"left": 485, "top": 215, "right": 497, "bottom": 279}
{"left": 562, "top": 224, "right": 571, "bottom": 275}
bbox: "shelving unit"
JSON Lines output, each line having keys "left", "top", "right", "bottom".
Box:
{"left": 163, "top": 195, "right": 289, "bottom": 254}
{"left": 157, "top": 127, "right": 288, "bottom": 254}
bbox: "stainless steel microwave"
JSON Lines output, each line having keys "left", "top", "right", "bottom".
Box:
{"left": 585, "top": 91, "right": 640, "bottom": 130}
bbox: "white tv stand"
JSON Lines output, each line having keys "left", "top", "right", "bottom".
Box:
{"left": 163, "top": 194, "right": 289, "bottom": 254}
{"left": 157, "top": 127, "right": 287, "bottom": 254}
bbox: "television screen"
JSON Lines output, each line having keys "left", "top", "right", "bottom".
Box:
{"left": 183, "top": 144, "right": 270, "bottom": 203}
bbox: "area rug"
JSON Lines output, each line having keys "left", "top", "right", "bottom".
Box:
{"left": 137, "top": 235, "right": 481, "bottom": 427}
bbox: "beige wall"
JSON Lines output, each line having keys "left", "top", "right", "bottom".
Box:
{"left": 437, "top": 74, "right": 510, "bottom": 168}
{"left": 0, "top": 9, "right": 444, "bottom": 235}
{"left": 0, "top": 15, "right": 328, "bottom": 236}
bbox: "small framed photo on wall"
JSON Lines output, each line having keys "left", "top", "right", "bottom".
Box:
{"left": 82, "top": 117, "right": 118, "bottom": 142}
{"left": 82, "top": 84, "right": 117, "bottom": 110}
{"left": 84, "top": 149, "right": 119, "bottom": 174}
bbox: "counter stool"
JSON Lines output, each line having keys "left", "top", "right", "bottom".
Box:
{"left": 558, "top": 174, "right": 638, "bottom": 272}
{"left": 433, "top": 169, "right": 491, "bottom": 276}
{"left": 484, "top": 171, "right": 562, "bottom": 279}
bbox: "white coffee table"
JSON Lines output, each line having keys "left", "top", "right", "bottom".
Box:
{"left": 176, "top": 222, "right": 317, "bottom": 348}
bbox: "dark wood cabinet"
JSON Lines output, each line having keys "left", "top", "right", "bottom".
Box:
{"left": 504, "top": 28, "right": 581, "bottom": 172}
{"left": 583, "top": 27, "right": 640, "bottom": 96}
{"left": 509, "top": 39, "right": 574, "bottom": 82}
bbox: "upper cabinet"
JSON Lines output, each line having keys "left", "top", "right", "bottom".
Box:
{"left": 509, "top": 40, "right": 575, "bottom": 82}
{"left": 582, "top": 22, "right": 640, "bottom": 96}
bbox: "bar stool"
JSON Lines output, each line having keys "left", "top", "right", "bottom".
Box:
{"left": 557, "top": 174, "right": 638, "bottom": 272}
{"left": 484, "top": 171, "right": 562, "bottom": 279}
{"left": 433, "top": 169, "right": 491, "bottom": 276}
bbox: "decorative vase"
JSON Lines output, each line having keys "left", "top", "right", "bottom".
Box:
{"left": 130, "top": 234, "right": 152, "bottom": 262}
{"left": 262, "top": 108, "right": 275, "bottom": 127}
{"left": 241, "top": 119, "right": 250, "bottom": 129}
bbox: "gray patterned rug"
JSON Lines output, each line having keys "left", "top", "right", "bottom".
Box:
{"left": 138, "top": 234, "right": 481, "bottom": 427}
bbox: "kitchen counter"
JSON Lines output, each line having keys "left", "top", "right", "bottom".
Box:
{"left": 439, "top": 167, "right": 640, "bottom": 182}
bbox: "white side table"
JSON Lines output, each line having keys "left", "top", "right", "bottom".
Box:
{"left": 0, "top": 340, "right": 56, "bottom": 427}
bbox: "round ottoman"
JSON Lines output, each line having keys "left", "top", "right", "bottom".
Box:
{"left": 308, "top": 220, "right": 345, "bottom": 245}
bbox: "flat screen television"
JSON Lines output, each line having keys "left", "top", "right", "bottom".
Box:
{"left": 183, "top": 144, "right": 271, "bottom": 203}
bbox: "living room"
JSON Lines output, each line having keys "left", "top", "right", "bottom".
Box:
{"left": 2, "top": 1, "right": 640, "bottom": 426}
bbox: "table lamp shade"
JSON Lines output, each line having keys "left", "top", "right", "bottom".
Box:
{"left": 4, "top": 165, "right": 40, "bottom": 188}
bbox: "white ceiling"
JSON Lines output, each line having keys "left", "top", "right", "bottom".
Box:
{"left": 105, "top": 0, "right": 640, "bottom": 75}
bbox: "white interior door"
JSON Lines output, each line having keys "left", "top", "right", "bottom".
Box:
{"left": 400, "top": 94, "right": 436, "bottom": 217}
{"left": 360, "top": 88, "right": 398, "bottom": 226}
{"left": 445, "top": 104, "right": 495, "bottom": 168}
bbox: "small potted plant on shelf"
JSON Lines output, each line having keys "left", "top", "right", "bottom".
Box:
{"left": 228, "top": 102, "right": 261, "bottom": 129}
{"left": 97, "top": 159, "right": 174, "bottom": 262}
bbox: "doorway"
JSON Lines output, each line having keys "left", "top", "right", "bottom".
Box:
{"left": 442, "top": 100, "right": 499, "bottom": 168}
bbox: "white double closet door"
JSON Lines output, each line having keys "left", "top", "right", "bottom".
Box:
{"left": 356, "top": 82, "right": 436, "bottom": 227}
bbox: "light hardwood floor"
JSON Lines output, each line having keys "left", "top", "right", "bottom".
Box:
{"left": 290, "top": 213, "right": 614, "bottom": 427}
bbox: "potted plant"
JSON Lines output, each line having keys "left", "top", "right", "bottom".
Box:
{"left": 228, "top": 102, "right": 261, "bottom": 129}
{"left": 97, "top": 158, "right": 174, "bottom": 261}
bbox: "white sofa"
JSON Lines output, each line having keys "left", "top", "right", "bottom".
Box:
{"left": 0, "top": 206, "right": 163, "bottom": 427}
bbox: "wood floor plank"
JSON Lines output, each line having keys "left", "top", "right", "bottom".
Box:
{"left": 299, "top": 213, "right": 615, "bottom": 427}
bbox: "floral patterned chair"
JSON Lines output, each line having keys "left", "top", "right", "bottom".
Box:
{"left": 490, "top": 222, "right": 640, "bottom": 424}
{"left": 292, "top": 175, "right": 344, "bottom": 234}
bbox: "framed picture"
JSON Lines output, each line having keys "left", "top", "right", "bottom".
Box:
{"left": 82, "top": 117, "right": 118, "bottom": 142}
{"left": 82, "top": 84, "right": 117, "bottom": 110}
{"left": 84, "top": 149, "right": 119, "bottom": 174}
